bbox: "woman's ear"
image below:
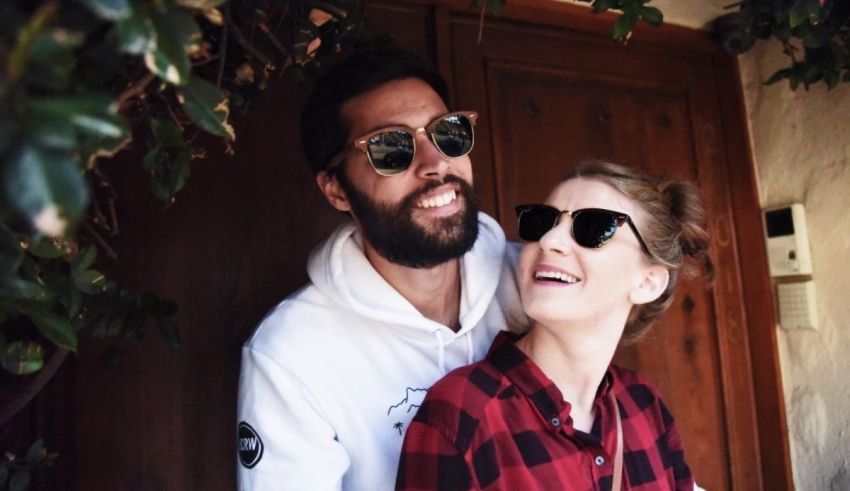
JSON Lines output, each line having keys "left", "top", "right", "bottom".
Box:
{"left": 630, "top": 265, "right": 670, "bottom": 305}
{"left": 316, "top": 170, "right": 351, "bottom": 212}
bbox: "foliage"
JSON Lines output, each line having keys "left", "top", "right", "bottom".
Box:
{"left": 730, "top": 0, "right": 850, "bottom": 90}
{"left": 0, "top": 439, "right": 56, "bottom": 491}
{"left": 468, "top": 0, "right": 664, "bottom": 42}
{"left": 576, "top": 0, "right": 665, "bottom": 43}
{"left": 0, "top": 0, "right": 364, "bottom": 433}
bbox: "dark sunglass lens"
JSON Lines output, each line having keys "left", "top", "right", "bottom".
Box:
{"left": 367, "top": 131, "right": 414, "bottom": 175}
{"left": 433, "top": 115, "right": 474, "bottom": 158}
{"left": 573, "top": 210, "right": 619, "bottom": 248}
{"left": 517, "top": 206, "right": 559, "bottom": 241}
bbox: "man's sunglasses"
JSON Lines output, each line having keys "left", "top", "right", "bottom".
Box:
{"left": 329, "top": 111, "right": 478, "bottom": 176}
{"left": 515, "top": 204, "right": 652, "bottom": 256}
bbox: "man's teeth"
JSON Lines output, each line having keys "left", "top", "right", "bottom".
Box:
{"left": 534, "top": 270, "right": 579, "bottom": 284}
{"left": 418, "top": 190, "right": 457, "bottom": 208}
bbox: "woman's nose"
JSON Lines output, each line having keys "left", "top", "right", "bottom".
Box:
{"left": 538, "top": 219, "right": 574, "bottom": 256}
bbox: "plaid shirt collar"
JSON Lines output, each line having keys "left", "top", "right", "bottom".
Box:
{"left": 486, "top": 331, "right": 616, "bottom": 439}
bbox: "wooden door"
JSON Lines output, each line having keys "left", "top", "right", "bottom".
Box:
{"left": 37, "top": 1, "right": 789, "bottom": 490}
{"left": 443, "top": 4, "right": 771, "bottom": 490}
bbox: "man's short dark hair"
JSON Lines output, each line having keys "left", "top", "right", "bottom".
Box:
{"left": 300, "top": 48, "right": 449, "bottom": 174}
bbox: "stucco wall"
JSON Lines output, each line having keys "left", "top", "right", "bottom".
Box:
{"left": 738, "top": 40, "right": 850, "bottom": 491}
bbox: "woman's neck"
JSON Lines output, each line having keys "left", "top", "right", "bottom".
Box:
{"left": 515, "top": 317, "right": 624, "bottom": 432}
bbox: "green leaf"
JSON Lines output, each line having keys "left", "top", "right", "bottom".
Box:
{"left": 591, "top": 0, "right": 616, "bottom": 13}
{"left": 9, "top": 468, "right": 31, "bottom": 491}
{"left": 143, "top": 146, "right": 164, "bottom": 172}
{"left": 788, "top": 0, "right": 820, "bottom": 28}
{"left": 797, "top": 23, "right": 830, "bottom": 49}
{"left": 71, "top": 245, "right": 97, "bottom": 275}
{"left": 169, "top": 147, "right": 194, "bottom": 195}
{"left": 151, "top": 118, "right": 183, "bottom": 147}
{"left": 175, "top": 0, "right": 228, "bottom": 8}
{"left": 27, "top": 306, "right": 78, "bottom": 350}
{"left": 115, "top": 10, "right": 156, "bottom": 55}
{"left": 65, "top": 285, "right": 83, "bottom": 319}
{"left": 9, "top": 469, "right": 30, "bottom": 491}
{"left": 157, "top": 315, "right": 180, "bottom": 351}
{"left": 144, "top": 9, "right": 201, "bottom": 85}
{"left": 25, "top": 29, "right": 86, "bottom": 91}
{"left": 73, "top": 269, "right": 107, "bottom": 295}
{"left": 78, "top": 0, "right": 132, "bottom": 21}
{"left": 0, "top": 341, "right": 44, "bottom": 375}
{"left": 765, "top": 67, "right": 793, "bottom": 84}
{"left": 28, "top": 236, "right": 73, "bottom": 259}
{"left": 29, "top": 94, "right": 129, "bottom": 142}
{"left": 2, "top": 145, "right": 89, "bottom": 237}
{"left": 612, "top": 11, "right": 637, "bottom": 43}
{"left": 640, "top": 6, "right": 663, "bottom": 27}
{"left": 26, "top": 439, "right": 47, "bottom": 463}
{"left": 178, "top": 76, "right": 236, "bottom": 140}
{"left": 150, "top": 176, "right": 171, "bottom": 202}
{"left": 0, "top": 278, "right": 47, "bottom": 300}
{"left": 6, "top": 2, "right": 59, "bottom": 83}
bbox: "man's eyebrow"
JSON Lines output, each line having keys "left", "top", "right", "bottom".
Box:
{"left": 357, "top": 112, "right": 450, "bottom": 135}
{"left": 360, "top": 121, "right": 412, "bottom": 134}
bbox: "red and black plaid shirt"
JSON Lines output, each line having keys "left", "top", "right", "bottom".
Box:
{"left": 396, "top": 331, "right": 694, "bottom": 490}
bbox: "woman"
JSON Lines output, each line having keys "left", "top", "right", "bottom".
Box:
{"left": 395, "top": 161, "right": 712, "bottom": 490}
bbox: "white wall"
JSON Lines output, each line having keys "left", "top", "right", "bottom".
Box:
{"left": 738, "top": 40, "right": 850, "bottom": 491}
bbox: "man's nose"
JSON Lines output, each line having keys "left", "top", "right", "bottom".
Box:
{"left": 411, "top": 132, "right": 450, "bottom": 180}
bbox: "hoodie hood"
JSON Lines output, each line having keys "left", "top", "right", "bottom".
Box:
{"left": 307, "top": 212, "right": 507, "bottom": 339}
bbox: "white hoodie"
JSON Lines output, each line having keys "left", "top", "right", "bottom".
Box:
{"left": 237, "top": 212, "right": 525, "bottom": 490}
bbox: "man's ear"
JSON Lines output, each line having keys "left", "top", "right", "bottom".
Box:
{"left": 316, "top": 170, "right": 351, "bottom": 212}
{"left": 629, "top": 265, "right": 670, "bottom": 305}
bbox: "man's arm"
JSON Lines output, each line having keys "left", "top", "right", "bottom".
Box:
{"left": 237, "top": 347, "right": 350, "bottom": 490}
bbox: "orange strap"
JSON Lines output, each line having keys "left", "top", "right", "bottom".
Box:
{"left": 609, "top": 391, "right": 624, "bottom": 491}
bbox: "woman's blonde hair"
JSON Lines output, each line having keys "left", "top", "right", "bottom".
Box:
{"left": 564, "top": 161, "right": 714, "bottom": 343}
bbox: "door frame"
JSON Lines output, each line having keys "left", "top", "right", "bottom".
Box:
{"left": 419, "top": 0, "right": 792, "bottom": 488}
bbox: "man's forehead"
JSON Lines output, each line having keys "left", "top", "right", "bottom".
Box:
{"left": 340, "top": 78, "right": 449, "bottom": 135}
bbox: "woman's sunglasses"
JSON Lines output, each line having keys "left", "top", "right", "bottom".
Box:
{"left": 329, "top": 111, "right": 478, "bottom": 176}
{"left": 515, "top": 204, "right": 652, "bottom": 256}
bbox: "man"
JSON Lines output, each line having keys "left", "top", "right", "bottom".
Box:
{"left": 237, "top": 49, "right": 524, "bottom": 490}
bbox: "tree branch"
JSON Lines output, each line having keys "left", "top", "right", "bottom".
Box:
{"left": 226, "top": 12, "right": 276, "bottom": 69}
{"left": 116, "top": 72, "right": 157, "bottom": 113}
{"left": 83, "top": 220, "right": 118, "bottom": 259}
{"left": 0, "top": 347, "right": 70, "bottom": 427}
{"left": 217, "top": 6, "right": 230, "bottom": 88}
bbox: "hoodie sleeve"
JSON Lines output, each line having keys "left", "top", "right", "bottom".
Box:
{"left": 237, "top": 347, "right": 350, "bottom": 490}
{"left": 497, "top": 240, "right": 531, "bottom": 333}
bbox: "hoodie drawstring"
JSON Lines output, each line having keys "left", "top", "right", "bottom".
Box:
{"left": 434, "top": 330, "right": 476, "bottom": 374}
{"left": 435, "top": 330, "right": 446, "bottom": 373}
{"left": 465, "top": 332, "right": 474, "bottom": 365}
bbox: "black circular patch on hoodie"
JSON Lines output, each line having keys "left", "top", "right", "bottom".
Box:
{"left": 238, "top": 422, "right": 264, "bottom": 468}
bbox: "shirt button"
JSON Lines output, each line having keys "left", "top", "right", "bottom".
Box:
{"left": 594, "top": 455, "right": 605, "bottom": 466}
{"left": 550, "top": 417, "right": 561, "bottom": 426}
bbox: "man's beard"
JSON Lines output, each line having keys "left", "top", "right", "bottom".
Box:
{"left": 335, "top": 171, "right": 480, "bottom": 268}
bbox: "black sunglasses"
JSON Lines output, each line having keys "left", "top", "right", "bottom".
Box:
{"left": 329, "top": 111, "right": 478, "bottom": 176}
{"left": 515, "top": 204, "right": 652, "bottom": 255}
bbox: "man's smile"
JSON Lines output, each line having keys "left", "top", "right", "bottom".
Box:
{"left": 416, "top": 190, "right": 457, "bottom": 209}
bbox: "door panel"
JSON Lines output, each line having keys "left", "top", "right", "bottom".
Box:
{"left": 449, "top": 15, "right": 760, "bottom": 490}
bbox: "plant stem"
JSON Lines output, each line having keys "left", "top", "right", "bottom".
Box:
{"left": 226, "top": 12, "right": 276, "bottom": 69}
{"left": 116, "top": 72, "right": 157, "bottom": 113}
{"left": 0, "top": 347, "right": 69, "bottom": 427}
